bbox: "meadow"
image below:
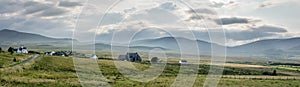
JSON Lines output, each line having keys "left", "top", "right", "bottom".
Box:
{"left": 0, "top": 52, "right": 34, "bottom": 68}
{"left": 0, "top": 53, "right": 299, "bottom": 87}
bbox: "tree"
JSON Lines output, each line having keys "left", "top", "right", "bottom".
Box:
{"left": 13, "top": 57, "right": 17, "bottom": 62}
{"left": 8, "top": 47, "right": 14, "bottom": 55}
{"left": 0, "top": 47, "right": 2, "bottom": 53}
{"left": 272, "top": 70, "right": 277, "bottom": 76}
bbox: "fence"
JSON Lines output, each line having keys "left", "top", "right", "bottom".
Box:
{"left": 221, "top": 75, "right": 300, "bottom": 80}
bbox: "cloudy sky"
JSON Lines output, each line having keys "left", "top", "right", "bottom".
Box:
{"left": 1, "top": 0, "right": 299, "bottom": 46}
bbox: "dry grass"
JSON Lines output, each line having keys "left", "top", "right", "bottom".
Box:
{"left": 0, "top": 54, "right": 299, "bottom": 87}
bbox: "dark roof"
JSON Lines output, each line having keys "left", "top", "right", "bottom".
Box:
{"left": 180, "top": 60, "right": 187, "bottom": 62}
{"left": 126, "top": 53, "right": 139, "bottom": 56}
{"left": 127, "top": 52, "right": 137, "bottom": 54}
{"left": 119, "top": 55, "right": 126, "bottom": 57}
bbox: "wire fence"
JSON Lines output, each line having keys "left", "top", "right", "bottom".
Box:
{"left": 221, "top": 75, "right": 300, "bottom": 80}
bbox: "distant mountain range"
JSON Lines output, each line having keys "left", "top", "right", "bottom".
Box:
{"left": 130, "top": 36, "right": 300, "bottom": 58}
{"left": 1, "top": 29, "right": 299, "bottom": 59}
{"left": 131, "top": 37, "right": 222, "bottom": 54}
{"left": 0, "top": 29, "right": 74, "bottom": 43}
{"left": 227, "top": 38, "right": 300, "bottom": 58}
{"left": 230, "top": 38, "right": 300, "bottom": 52}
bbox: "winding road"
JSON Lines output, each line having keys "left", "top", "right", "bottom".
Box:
{"left": 12, "top": 54, "right": 39, "bottom": 68}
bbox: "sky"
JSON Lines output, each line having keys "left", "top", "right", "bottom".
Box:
{"left": 0, "top": 0, "right": 299, "bottom": 46}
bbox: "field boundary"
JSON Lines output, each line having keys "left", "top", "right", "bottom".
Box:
{"left": 222, "top": 75, "right": 300, "bottom": 80}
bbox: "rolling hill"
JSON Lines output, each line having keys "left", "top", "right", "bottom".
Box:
{"left": 289, "top": 45, "right": 300, "bottom": 51}
{"left": 93, "top": 36, "right": 300, "bottom": 58}
{"left": 1, "top": 29, "right": 300, "bottom": 58}
{"left": 130, "top": 37, "right": 300, "bottom": 58}
{"left": 227, "top": 37, "right": 300, "bottom": 58}
{"left": 0, "top": 29, "right": 74, "bottom": 43}
{"left": 131, "top": 37, "right": 224, "bottom": 54}
{"left": 229, "top": 38, "right": 300, "bottom": 52}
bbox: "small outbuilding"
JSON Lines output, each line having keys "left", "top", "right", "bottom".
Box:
{"left": 179, "top": 60, "right": 188, "bottom": 64}
{"left": 45, "top": 51, "right": 56, "bottom": 56}
{"left": 151, "top": 57, "right": 160, "bottom": 63}
{"left": 90, "top": 55, "right": 98, "bottom": 60}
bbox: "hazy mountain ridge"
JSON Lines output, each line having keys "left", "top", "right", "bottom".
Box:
{"left": 230, "top": 38, "right": 300, "bottom": 52}
{"left": 131, "top": 37, "right": 221, "bottom": 54}
{"left": 227, "top": 38, "right": 300, "bottom": 58}
{"left": 131, "top": 36, "right": 300, "bottom": 58}
{"left": 1, "top": 29, "right": 300, "bottom": 59}
{"left": 289, "top": 45, "right": 300, "bottom": 51}
{"left": 0, "top": 29, "right": 74, "bottom": 43}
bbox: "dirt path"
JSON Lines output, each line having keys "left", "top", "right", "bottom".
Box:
{"left": 12, "top": 54, "right": 39, "bottom": 68}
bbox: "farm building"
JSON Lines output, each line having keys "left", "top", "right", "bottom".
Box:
{"left": 90, "top": 54, "right": 98, "bottom": 60}
{"left": 179, "top": 60, "right": 188, "bottom": 64}
{"left": 14, "top": 46, "right": 28, "bottom": 54}
{"left": 45, "top": 51, "right": 56, "bottom": 56}
{"left": 118, "top": 52, "right": 142, "bottom": 62}
{"left": 45, "top": 51, "right": 73, "bottom": 57}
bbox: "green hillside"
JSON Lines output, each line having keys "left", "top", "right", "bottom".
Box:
{"left": 0, "top": 52, "right": 33, "bottom": 68}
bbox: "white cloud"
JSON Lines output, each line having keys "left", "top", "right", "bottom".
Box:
{"left": 216, "top": 16, "right": 261, "bottom": 25}
{"left": 0, "top": 0, "right": 298, "bottom": 46}
{"left": 210, "top": 0, "right": 236, "bottom": 8}
{"left": 86, "top": 1, "right": 296, "bottom": 46}
{"left": 259, "top": 0, "right": 300, "bottom": 8}
{"left": 0, "top": 0, "right": 83, "bottom": 38}
{"left": 58, "top": 1, "right": 82, "bottom": 7}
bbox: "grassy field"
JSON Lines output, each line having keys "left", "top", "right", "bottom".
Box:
{"left": 0, "top": 56, "right": 79, "bottom": 87}
{"left": 0, "top": 52, "right": 33, "bottom": 68}
{"left": 0, "top": 54, "right": 299, "bottom": 87}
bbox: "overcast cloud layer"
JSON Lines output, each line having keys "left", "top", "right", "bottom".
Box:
{"left": 0, "top": 0, "right": 299, "bottom": 46}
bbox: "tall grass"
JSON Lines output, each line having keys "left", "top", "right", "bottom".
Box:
{"left": 0, "top": 55, "right": 299, "bottom": 87}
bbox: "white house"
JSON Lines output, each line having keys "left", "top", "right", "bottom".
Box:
{"left": 179, "top": 60, "right": 188, "bottom": 64}
{"left": 45, "top": 51, "right": 56, "bottom": 56}
{"left": 21, "top": 49, "right": 28, "bottom": 54}
{"left": 90, "top": 55, "right": 98, "bottom": 60}
{"left": 50, "top": 51, "right": 55, "bottom": 55}
{"left": 16, "top": 46, "right": 28, "bottom": 54}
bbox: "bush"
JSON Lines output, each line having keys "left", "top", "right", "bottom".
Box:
{"left": 151, "top": 57, "right": 159, "bottom": 63}
{"left": 272, "top": 70, "right": 277, "bottom": 76}
{"left": 13, "top": 57, "right": 17, "bottom": 62}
